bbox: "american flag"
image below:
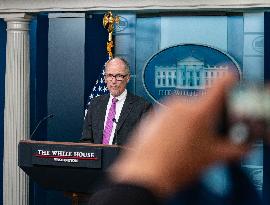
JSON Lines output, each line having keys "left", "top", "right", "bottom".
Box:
{"left": 85, "top": 67, "right": 109, "bottom": 116}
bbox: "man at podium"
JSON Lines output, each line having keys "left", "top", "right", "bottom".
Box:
{"left": 81, "top": 57, "right": 151, "bottom": 145}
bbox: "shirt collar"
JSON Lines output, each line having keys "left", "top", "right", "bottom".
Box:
{"left": 110, "top": 89, "right": 127, "bottom": 102}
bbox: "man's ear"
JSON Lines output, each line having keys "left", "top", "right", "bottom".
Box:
{"left": 126, "top": 74, "right": 131, "bottom": 83}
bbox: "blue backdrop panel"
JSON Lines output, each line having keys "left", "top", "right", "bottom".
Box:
{"left": 47, "top": 16, "right": 85, "bottom": 141}
{"left": 265, "top": 13, "right": 270, "bottom": 81}
{"left": 227, "top": 15, "right": 244, "bottom": 69}
{"left": 30, "top": 14, "right": 49, "bottom": 141}
{"left": 263, "top": 12, "right": 270, "bottom": 205}
{"left": 0, "top": 19, "right": 6, "bottom": 205}
{"left": 29, "top": 14, "right": 49, "bottom": 205}
{"left": 30, "top": 17, "right": 37, "bottom": 137}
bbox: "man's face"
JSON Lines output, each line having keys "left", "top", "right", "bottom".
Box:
{"left": 105, "top": 59, "right": 130, "bottom": 97}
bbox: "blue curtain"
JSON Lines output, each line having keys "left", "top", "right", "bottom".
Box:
{"left": 0, "top": 19, "right": 6, "bottom": 205}
{"left": 84, "top": 14, "right": 108, "bottom": 107}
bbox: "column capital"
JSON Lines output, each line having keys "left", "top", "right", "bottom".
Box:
{"left": 1, "top": 13, "right": 32, "bottom": 20}
{"left": 3, "top": 13, "right": 32, "bottom": 31}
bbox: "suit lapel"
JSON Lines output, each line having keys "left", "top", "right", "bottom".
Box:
{"left": 116, "top": 93, "right": 136, "bottom": 131}
{"left": 96, "top": 95, "right": 109, "bottom": 143}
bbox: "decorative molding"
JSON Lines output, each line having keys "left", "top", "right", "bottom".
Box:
{"left": 0, "top": 13, "right": 32, "bottom": 19}
{"left": 0, "top": 0, "right": 269, "bottom": 13}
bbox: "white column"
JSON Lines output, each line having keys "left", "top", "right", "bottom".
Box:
{"left": 3, "top": 15, "right": 31, "bottom": 205}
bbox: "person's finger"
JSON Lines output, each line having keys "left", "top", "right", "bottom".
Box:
{"left": 201, "top": 72, "right": 238, "bottom": 117}
{"left": 213, "top": 136, "right": 251, "bottom": 161}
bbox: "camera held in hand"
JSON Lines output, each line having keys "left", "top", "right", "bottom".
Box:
{"left": 226, "top": 82, "right": 270, "bottom": 145}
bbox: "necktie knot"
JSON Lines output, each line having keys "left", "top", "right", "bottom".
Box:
{"left": 112, "top": 98, "right": 118, "bottom": 104}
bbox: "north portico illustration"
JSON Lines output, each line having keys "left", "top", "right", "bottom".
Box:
{"left": 155, "top": 56, "right": 229, "bottom": 89}
{"left": 143, "top": 44, "right": 241, "bottom": 102}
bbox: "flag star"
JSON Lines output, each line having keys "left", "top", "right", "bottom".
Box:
{"left": 84, "top": 109, "right": 88, "bottom": 117}
{"left": 85, "top": 69, "right": 110, "bottom": 110}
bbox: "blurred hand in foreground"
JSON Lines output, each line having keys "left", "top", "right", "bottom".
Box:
{"left": 110, "top": 73, "right": 252, "bottom": 197}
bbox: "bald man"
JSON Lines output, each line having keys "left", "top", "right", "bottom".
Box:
{"left": 81, "top": 57, "right": 151, "bottom": 145}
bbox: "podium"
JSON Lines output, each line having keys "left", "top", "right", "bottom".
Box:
{"left": 18, "top": 140, "right": 122, "bottom": 204}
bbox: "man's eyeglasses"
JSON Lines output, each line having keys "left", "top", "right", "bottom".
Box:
{"left": 105, "top": 73, "right": 128, "bottom": 81}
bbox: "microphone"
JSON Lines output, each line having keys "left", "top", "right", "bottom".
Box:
{"left": 30, "top": 114, "right": 54, "bottom": 138}
{"left": 112, "top": 118, "right": 118, "bottom": 145}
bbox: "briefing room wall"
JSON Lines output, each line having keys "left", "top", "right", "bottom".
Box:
{"left": 113, "top": 11, "right": 265, "bottom": 198}
{"left": 135, "top": 15, "right": 244, "bottom": 104}
{"left": 0, "top": 11, "right": 266, "bottom": 205}
{"left": 0, "top": 7, "right": 267, "bottom": 205}
{"left": 114, "top": 14, "right": 245, "bottom": 103}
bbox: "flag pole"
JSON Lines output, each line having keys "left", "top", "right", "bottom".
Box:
{"left": 103, "top": 11, "right": 119, "bottom": 59}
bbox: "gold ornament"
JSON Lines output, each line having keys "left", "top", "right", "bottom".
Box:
{"left": 103, "top": 11, "right": 120, "bottom": 58}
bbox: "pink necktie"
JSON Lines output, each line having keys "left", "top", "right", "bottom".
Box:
{"left": 102, "top": 98, "right": 118, "bottom": 144}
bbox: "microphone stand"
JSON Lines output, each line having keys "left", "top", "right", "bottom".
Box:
{"left": 30, "top": 114, "right": 54, "bottom": 139}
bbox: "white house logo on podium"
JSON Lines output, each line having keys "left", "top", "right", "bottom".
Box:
{"left": 143, "top": 44, "right": 241, "bottom": 103}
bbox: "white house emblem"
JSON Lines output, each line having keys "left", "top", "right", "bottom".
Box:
{"left": 143, "top": 44, "right": 241, "bottom": 103}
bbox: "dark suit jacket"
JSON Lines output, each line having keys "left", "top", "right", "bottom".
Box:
{"left": 81, "top": 92, "right": 151, "bottom": 145}
{"left": 88, "top": 183, "right": 160, "bottom": 205}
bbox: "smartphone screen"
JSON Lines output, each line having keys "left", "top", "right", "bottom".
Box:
{"left": 227, "top": 83, "right": 270, "bottom": 144}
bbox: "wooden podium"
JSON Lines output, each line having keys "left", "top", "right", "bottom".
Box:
{"left": 18, "top": 140, "right": 122, "bottom": 205}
